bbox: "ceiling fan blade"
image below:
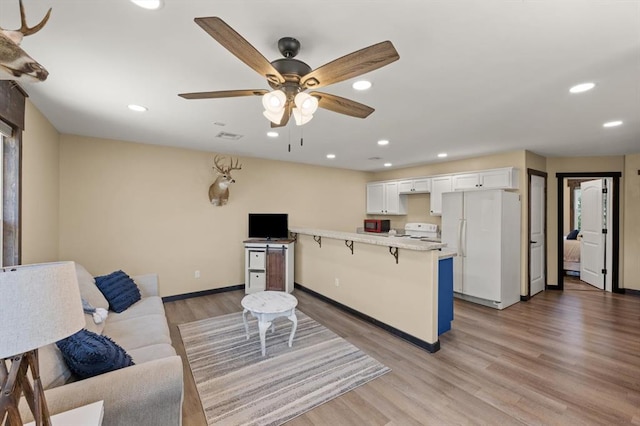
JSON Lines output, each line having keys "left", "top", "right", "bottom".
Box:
{"left": 179, "top": 89, "right": 267, "bottom": 100}
{"left": 310, "top": 92, "right": 374, "bottom": 118}
{"left": 194, "top": 17, "right": 285, "bottom": 86}
{"left": 301, "top": 41, "right": 399, "bottom": 89}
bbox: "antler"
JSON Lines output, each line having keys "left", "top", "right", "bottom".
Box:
{"left": 1, "top": 0, "right": 52, "bottom": 39}
{"left": 19, "top": 0, "right": 52, "bottom": 36}
{"left": 213, "top": 155, "right": 242, "bottom": 174}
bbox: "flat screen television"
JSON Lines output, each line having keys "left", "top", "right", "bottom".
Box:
{"left": 248, "top": 213, "right": 289, "bottom": 240}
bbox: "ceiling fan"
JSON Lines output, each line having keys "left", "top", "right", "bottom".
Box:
{"left": 178, "top": 17, "right": 400, "bottom": 127}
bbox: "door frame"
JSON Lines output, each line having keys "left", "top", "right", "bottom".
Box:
{"left": 526, "top": 169, "right": 547, "bottom": 299}
{"left": 555, "top": 172, "right": 622, "bottom": 292}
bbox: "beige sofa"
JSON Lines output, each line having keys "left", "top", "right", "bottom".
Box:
{"left": 21, "top": 263, "right": 184, "bottom": 426}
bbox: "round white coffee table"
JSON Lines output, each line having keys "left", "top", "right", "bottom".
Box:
{"left": 241, "top": 291, "right": 298, "bottom": 356}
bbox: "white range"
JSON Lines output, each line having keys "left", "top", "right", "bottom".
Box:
{"left": 402, "top": 223, "right": 440, "bottom": 241}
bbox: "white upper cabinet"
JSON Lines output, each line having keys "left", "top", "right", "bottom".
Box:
{"left": 366, "top": 181, "right": 407, "bottom": 215}
{"left": 367, "top": 167, "right": 518, "bottom": 217}
{"left": 452, "top": 168, "right": 519, "bottom": 191}
{"left": 398, "top": 177, "right": 431, "bottom": 194}
{"left": 429, "top": 175, "right": 453, "bottom": 216}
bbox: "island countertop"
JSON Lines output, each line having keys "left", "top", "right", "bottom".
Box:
{"left": 289, "top": 226, "right": 448, "bottom": 252}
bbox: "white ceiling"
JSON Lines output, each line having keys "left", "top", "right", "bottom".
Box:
{"left": 2, "top": 0, "right": 639, "bottom": 171}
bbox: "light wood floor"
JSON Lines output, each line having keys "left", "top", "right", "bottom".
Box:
{"left": 164, "top": 288, "right": 640, "bottom": 425}
{"left": 564, "top": 274, "right": 602, "bottom": 291}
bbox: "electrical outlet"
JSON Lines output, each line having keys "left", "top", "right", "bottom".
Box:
{"left": 335, "top": 278, "right": 340, "bottom": 287}
{"left": 195, "top": 270, "right": 200, "bottom": 279}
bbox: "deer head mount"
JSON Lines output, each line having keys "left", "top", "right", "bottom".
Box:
{"left": 0, "top": 0, "right": 51, "bottom": 82}
{"left": 209, "top": 155, "right": 242, "bottom": 206}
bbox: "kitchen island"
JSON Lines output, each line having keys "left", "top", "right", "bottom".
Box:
{"left": 290, "top": 226, "right": 454, "bottom": 352}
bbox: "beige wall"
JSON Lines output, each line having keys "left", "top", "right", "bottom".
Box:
{"left": 21, "top": 100, "right": 60, "bottom": 264}
{"left": 545, "top": 156, "right": 625, "bottom": 287}
{"left": 20, "top": 100, "right": 640, "bottom": 295}
{"left": 58, "top": 135, "right": 369, "bottom": 297}
{"left": 623, "top": 154, "right": 640, "bottom": 290}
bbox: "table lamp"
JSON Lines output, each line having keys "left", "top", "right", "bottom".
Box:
{"left": 0, "top": 261, "right": 85, "bottom": 426}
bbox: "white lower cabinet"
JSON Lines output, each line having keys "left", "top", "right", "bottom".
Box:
{"left": 244, "top": 240, "right": 294, "bottom": 294}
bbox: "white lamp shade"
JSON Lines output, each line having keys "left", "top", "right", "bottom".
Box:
{"left": 292, "top": 108, "right": 313, "bottom": 126}
{"left": 294, "top": 92, "right": 319, "bottom": 115}
{"left": 0, "top": 261, "right": 84, "bottom": 358}
{"left": 263, "top": 108, "right": 285, "bottom": 124}
{"left": 262, "top": 90, "right": 286, "bottom": 113}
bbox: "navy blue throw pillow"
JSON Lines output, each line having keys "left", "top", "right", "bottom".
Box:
{"left": 567, "top": 229, "right": 579, "bottom": 240}
{"left": 94, "top": 270, "right": 141, "bottom": 313}
{"left": 56, "top": 329, "right": 134, "bottom": 380}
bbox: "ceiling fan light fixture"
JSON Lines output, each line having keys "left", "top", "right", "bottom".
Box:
{"left": 263, "top": 109, "right": 285, "bottom": 124}
{"left": 262, "top": 90, "right": 286, "bottom": 113}
{"left": 294, "top": 92, "right": 319, "bottom": 115}
{"left": 292, "top": 108, "right": 313, "bottom": 126}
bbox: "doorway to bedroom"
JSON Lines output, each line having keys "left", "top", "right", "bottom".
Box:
{"left": 556, "top": 172, "right": 621, "bottom": 293}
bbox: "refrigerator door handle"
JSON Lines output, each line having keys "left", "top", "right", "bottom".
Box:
{"left": 458, "top": 219, "right": 465, "bottom": 257}
{"left": 461, "top": 219, "right": 467, "bottom": 258}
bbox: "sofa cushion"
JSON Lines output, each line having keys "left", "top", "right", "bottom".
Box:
{"left": 107, "top": 296, "right": 165, "bottom": 323}
{"left": 128, "top": 344, "right": 177, "bottom": 364}
{"left": 75, "top": 263, "right": 108, "bottom": 311}
{"left": 56, "top": 329, "right": 134, "bottom": 380}
{"left": 83, "top": 312, "right": 105, "bottom": 336}
{"left": 95, "top": 270, "right": 141, "bottom": 313}
{"left": 103, "top": 314, "right": 172, "bottom": 351}
{"left": 38, "top": 343, "right": 73, "bottom": 390}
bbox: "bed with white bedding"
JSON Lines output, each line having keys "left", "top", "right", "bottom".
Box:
{"left": 563, "top": 237, "right": 581, "bottom": 273}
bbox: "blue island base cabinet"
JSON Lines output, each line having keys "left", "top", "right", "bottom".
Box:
{"left": 438, "top": 257, "right": 454, "bottom": 335}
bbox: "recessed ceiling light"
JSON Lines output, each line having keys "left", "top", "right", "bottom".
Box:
{"left": 377, "top": 139, "right": 389, "bottom": 146}
{"left": 267, "top": 131, "right": 279, "bottom": 138}
{"left": 326, "top": 154, "right": 336, "bottom": 159}
{"left": 352, "top": 80, "right": 372, "bottom": 91}
{"left": 603, "top": 120, "right": 623, "bottom": 128}
{"left": 384, "top": 163, "right": 392, "bottom": 167}
{"left": 569, "top": 82, "right": 596, "bottom": 93}
{"left": 437, "top": 153, "right": 448, "bottom": 158}
{"left": 127, "top": 104, "right": 147, "bottom": 112}
{"left": 130, "top": 0, "right": 163, "bottom": 10}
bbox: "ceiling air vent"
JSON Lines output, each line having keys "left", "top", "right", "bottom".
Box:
{"left": 215, "top": 131, "right": 243, "bottom": 140}
{"left": 368, "top": 156, "right": 382, "bottom": 160}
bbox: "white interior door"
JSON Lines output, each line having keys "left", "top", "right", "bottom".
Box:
{"left": 580, "top": 180, "right": 605, "bottom": 289}
{"left": 529, "top": 175, "right": 545, "bottom": 296}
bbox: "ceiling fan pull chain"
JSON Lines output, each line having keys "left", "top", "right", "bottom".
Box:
{"left": 288, "top": 143, "right": 291, "bottom": 152}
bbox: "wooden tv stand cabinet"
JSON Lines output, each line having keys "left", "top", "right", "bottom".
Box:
{"left": 243, "top": 239, "right": 295, "bottom": 294}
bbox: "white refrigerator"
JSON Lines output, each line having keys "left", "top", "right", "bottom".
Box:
{"left": 441, "top": 189, "right": 521, "bottom": 310}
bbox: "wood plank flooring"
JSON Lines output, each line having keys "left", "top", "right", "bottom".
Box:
{"left": 164, "top": 288, "right": 640, "bottom": 425}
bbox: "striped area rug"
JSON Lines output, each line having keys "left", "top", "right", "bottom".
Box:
{"left": 178, "top": 310, "right": 390, "bottom": 426}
